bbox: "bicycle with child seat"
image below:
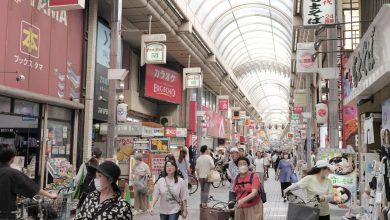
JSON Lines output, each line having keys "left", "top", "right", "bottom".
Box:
{"left": 153, "top": 170, "right": 199, "bottom": 195}
{"left": 15, "top": 187, "right": 76, "bottom": 220}
{"left": 286, "top": 191, "right": 321, "bottom": 220}
{"left": 211, "top": 161, "right": 229, "bottom": 188}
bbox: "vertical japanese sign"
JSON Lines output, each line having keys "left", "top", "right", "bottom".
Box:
{"left": 93, "top": 21, "right": 110, "bottom": 121}
{"left": 303, "top": 0, "right": 336, "bottom": 26}
{"left": 0, "top": 0, "right": 83, "bottom": 100}
{"left": 217, "top": 95, "right": 229, "bottom": 111}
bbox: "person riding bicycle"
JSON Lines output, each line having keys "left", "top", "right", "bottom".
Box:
{"left": 283, "top": 160, "right": 334, "bottom": 220}
{"left": 0, "top": 144, "right": 57, "bottom": 219}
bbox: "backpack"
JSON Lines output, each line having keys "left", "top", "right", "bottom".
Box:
{"left": 77, "top": 163, "right": 96, "bottom": 208}
{"left": 234, "top": 173, "right": 267, "bottom": 203}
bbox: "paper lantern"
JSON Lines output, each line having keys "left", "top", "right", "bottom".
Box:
{"left": 117, "top": 103, "right": 128, "bottom": 122}
{"left": 316, "top": 103, "right": 328, "bottom": 124}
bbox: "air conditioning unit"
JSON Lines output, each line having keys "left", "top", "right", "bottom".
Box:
{"left": 160, "top": 116, "right": 173, "bottom": 127}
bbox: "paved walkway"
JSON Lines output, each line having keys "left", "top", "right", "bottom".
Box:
{"left": 134, "top": 169, "right": 346, "bottom": 220}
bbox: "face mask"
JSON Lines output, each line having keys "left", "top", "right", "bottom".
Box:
{"left": 238, "top": 165, "right": 248, "bottom": 173}
{"left": 94, "top": 178, "right": 103, "bottom": 191}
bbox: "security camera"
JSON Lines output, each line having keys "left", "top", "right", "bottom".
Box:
{"left": 16, "top": 74, "right": 25, "bottom": 81}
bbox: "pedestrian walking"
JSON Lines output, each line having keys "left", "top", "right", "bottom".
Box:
{"left": 253, "top": 151, "right": 265, "bottom": 185}
{"left": 284, "top": 160, "right": 334, "bottom": 220}
{"left": 276, "top": 152, "right": 294, "bottom": 201}
{"left": 75, "top": 161, "right": 132, "bottom": 220}
{"left": 176, "top": 149, "right": 190, "bottom": 185}
{"left": 195, "top": 145, "right": 215, "bottom": 207}
{"left": 74, "top": 147, "right": 103, "bottom": 208}
{"left": 132, "top": 153, "right": 151, "bottom": 215}
{"left": 148, "top": 160, "right": 188, "bottom": 220}
{"left": 227, "top": 147, "right": 240, "bottom": 202}
{"left": 263, "top": 153, "right": 270, "bottom": 178}
{"left": 0, "top": 145, "right": 57, "bottom": 219}
{"left": 233, "top": 156, "right": 263, "bottom": 220}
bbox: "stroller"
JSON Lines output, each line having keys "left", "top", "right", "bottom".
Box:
{"left": 286, "top": 191, "right": 321, "bottom": 220}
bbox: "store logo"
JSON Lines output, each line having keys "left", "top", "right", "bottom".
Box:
{"left": 20, "top": 21, "right": 40, "bottom": 59}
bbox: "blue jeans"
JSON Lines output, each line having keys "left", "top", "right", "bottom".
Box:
{"left": 160, "top": 212, "right": 180, "bottom": 220}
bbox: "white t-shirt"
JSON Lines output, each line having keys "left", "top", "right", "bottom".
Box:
{"left": 264, "top": 156, "right": 270, "bottom": 166}
{"left": 254, "top": 158, "right": 265, "bottom": 173}
{"left": 195, "top": 154, "right": 215, "bottom": 178}
{"left": 153, "top": 177, "right": 188, "bottom": 215}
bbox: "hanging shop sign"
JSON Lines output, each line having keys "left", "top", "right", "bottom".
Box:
{"left": 0, "top": 1, "right": 83, "bottom": 101}
{"left": 316, "top": 103, "right": 328, "bottom": 124}
{"left": 239, "top": 111, "right": 246, "bottom": 120}
{"left": 288, "top": 133, "right": 294, "bottom": 139}
{"left": 303, "top": 0, "right": 335, "bottom": 26}
{"left": 344, "top": 5, "right": 390, "bottom": 105}
{"left": 153, "top": 128, "right": 165, "bottom": 137}
{"left": 165, "top": 127, "right": 188, "bottom": 138}
{"left": 48, "top": 0, "right": 85, "bottom": 10}
{"left": 292, "top": 114, "right": 300, "bottom": 120}
{"left": 217, "top": 95, "right": 229, "bottom": 111}
{"left": 145, "top": 43, "right": 166, "bottom": 64}
{"left": 142, "top": 64, "right": 182, "bottom": 104}
{"left": 183, "top": 67, "right": 202, "bottom": 89}
{"left": 232, "top": 107, "right": 241, "bottom": 120}
{"left": 294, "top": 90, "right": 307, "bottom": 107}
{"left": 150, "top": 138, "right": 170, "bottom": 152}
{"left": 140, "top": 34, "right": 166, "bottom": 66}
{"left": 297, "top": 43, "right": 317, "bottom": 73}
{"left": 116, "top": 103, "right": 128, "bottom": 123}
{"left": 116, "top": 122, "right": 142, "bottom": 136}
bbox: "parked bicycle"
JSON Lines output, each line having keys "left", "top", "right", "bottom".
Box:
{"left": 286, "top": 191, "right": 321, "bottom": 220}
{"left": 153, "top": 170, "right": 199, "bottom": 195}
{"left": 212, "top": 161, "right": 228, "bottom": 188}
{"left": 203, "top": 195, "right": 234, "bottom": 220}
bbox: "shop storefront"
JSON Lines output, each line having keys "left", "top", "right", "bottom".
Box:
{"left": 343, "top": 5, "right": 390, "bottom": 213}
{"left": 0, "top": 1, "right": 84, "bottom": 187}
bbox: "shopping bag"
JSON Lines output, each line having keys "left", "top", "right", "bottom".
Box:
{"left": 289, "top": 172, "right": 298, "bottom": 183}
{"left": 207, "top": 170, "right": 221, "bottom": 183}
{"left": 200, "top": 207, "right": 233, "bottom": 220}
{"left": 287, "top": 203, "right": 320, "bottom": 220}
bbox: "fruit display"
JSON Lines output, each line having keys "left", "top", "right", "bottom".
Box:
{"left": 332, "top": 186, "right": 351, "bottom": 204}
{"left": 46, "top": 158, "right": 75, "bottom": 190}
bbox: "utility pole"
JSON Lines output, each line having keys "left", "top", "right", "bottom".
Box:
{"left": 107, "top": 0, "right": 122, "bottom": 158}
{"left": 306, "top": 74, "right": 312, "bottom": 169}
{"left": 328, "top": 11, "right": 339, "bottom": 149}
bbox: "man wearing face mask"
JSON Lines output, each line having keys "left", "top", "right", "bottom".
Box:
{"left": 75, "top": 161, "right": 132, "bottom": 219}
{"left": 227, "top": 147, "right": 240, "bottom": 202}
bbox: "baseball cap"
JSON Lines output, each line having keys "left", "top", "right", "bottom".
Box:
{"left": 315, "top": 160, "right": 331, "bottom": 169}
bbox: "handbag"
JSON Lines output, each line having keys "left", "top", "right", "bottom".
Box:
{"left": 260, "top": 185, "right": 267, "bottom": 203}
{"left": 290, "top": 172, "right": 298, "bottom": 183}
{"left": 134, "top": 175, "right": 148, "bottom": 194}
{"left": 165, "top": 178, "right": 185, "bottom": 217}
{"left": 207, "top": 170, "right": 221, "bottom": 183}
{"left": 287, "top": 203, "right": 320, "bottom": 220}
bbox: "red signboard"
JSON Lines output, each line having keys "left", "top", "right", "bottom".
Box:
{"left": 218, "top": 99, "right": 229, "bottom": 111}
{"left": 288, "top": 133, "right": 293, "bottom": 138}
{"left": 189, "top": 101, "right": 228, "bottom": 138}
{"left": 144, "top": 64, "right": 182, "bottom": 104}
{"left": 0, "top": 1, "right": 83, "bottom": 100}
{"left": 48, "top": 0, "right": 85, "bottom": 10}
{"left": 293, "top": 106, "right": 304, "bottom": 114}
{"left": 165, "top": 127, "right": 187, "bottom": 138}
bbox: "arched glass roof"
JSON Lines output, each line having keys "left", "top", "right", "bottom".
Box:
{"left": 186, "top": 0, "right": 292, "bottom": 140}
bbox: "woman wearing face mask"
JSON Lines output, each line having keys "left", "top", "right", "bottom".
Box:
{"left": 75, "top": 161, "right": 132, "bottom": 220}
{"left": 276, "top": 152, "right": 294, "bottom": 201}
{"left": 148, "top": 160, "right": 188, "bottom": 220}
{"left": 283, "top": 160, "right": 333, "bottom": 220}
{"left": 132, "top": 153, "right": 151, "bottom": 215}
{"left": 233, "top": 156, "right": 263, "bottom": 220}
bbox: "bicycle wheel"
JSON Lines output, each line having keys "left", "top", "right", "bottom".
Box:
{"left": 221, "top": 174, "right": 227, "bottom": 187}
{"left": 188, "top": 175, "right": 199, "bottom": 195}
{"left": 212, "top": 180, "right": 221, "bottom": 188}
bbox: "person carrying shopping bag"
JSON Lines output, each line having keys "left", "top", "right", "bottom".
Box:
{"left": 148, "top": 160, "right": 188, "bottom": 220}
{"left": 233, "top": 156, "right": 263, "bottom": 220}
{"left": 276, "top": 152, "right": 294, "bottom": 201}
{"left": 284, "top": 160, "right": 334, "bottom": 220}
{"left": 132, "top": 153, "right": 151, "bottom": 215}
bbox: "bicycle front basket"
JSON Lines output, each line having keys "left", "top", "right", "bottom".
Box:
{"left": 287, "top": 203, "right": 320, "bottom": 220}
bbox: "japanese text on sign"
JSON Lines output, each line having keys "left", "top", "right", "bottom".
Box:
{"left": 304, "top": 0, "right": 335, "bottom": 26}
